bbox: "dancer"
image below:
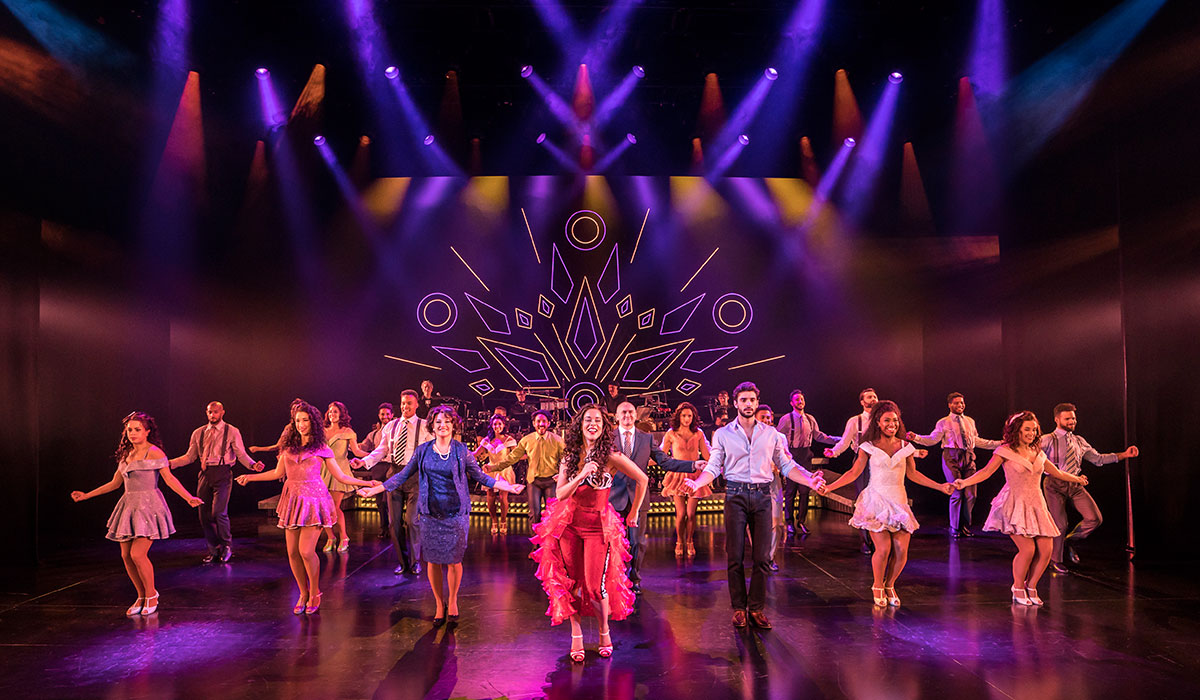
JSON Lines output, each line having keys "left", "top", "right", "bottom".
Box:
{"left": 775, "top": 390, "right": 839, "bottom": 536}
{"left": 953, "top": 411, "right": 1091, "bottom": 605}
{"left": 489, "top": 410, "right": 566, "bottom": 526}
{"left": 358, "top": 406, "right": 523, "bottom": 626}
{"left": 611, "top": 401, "right": 703, "bottom": 595}
{"left": 355, "top": 402, "right": 395, "bottom": 539}
{"left": 659, "top": 401, "right": 711, "bottom": 558}
{"left": 908, "top": 392, "right": 1001, "bottom": 538}
{"left": 322, "top": 401, "right": 365, "bottom": 553}
{"left": 71, "top": 411, "right": 203, "bottom": 616}
{"left": 235, "top": 401, "right": 376, "bottom": 614}
{"left": 1040, "top": 403, "right": 1138, "bottom": 574}
{"left": 683, "top": 382, "right": 825, "bottom": 629}
{"left": 474, "top": 413, "right": 518, "bottom": 534}
{"left": 818, "top": 401, "right": 953, "bottom": 607}
{"left": 753, "top": 404, "right": 786, "bottom": 572}
{"left": 167, "top": 401, "right": 265, "bottom": 564}
{"left": 352, "top": 390, "right": 430, "bottom": 575}
{"left": 530, "top": 404, "right": 647, "bottom": 662}
{"left": 826, "top": 387, "right": 880, "bottom": 554}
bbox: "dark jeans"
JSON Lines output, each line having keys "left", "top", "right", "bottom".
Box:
{"left": 388, "top": 473, "right": 421, "bottom": 567}
{"left": 783, "top": 446, "right": 813, "bottom": 527}
{"left": 197, "top": 465, "right": 233, "bottom": 554}
{"left": 724, "top": 482, "right": 773, "bottom": 612}
{"left": 527, "top": 476, "right": 557, "bottom": 525}
{"left": 353, "top": 462, "right": 392, "bottom": 531}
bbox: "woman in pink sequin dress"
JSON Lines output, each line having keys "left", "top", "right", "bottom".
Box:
{"left": 236, "top": 402, "right": 376, "bottom": 614}
{"left": 954, "top": 411, "right": 1088, "bottom": 606}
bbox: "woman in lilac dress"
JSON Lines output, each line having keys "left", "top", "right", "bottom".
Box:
{"left": 236, "top": 401, "right": 376, "bottom": 614}
{"left": 71, "top": 412, "right": 203, "bottom": 617}
{"left": 954, "top": 411, "right": 1088, "bottom": 606}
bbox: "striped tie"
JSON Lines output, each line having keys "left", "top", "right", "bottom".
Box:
{"left": 393, "top": 420, "right": 410, "bottom": 466}
{"left": 1063, "top": 434, "right": 1081, "bottom": 476}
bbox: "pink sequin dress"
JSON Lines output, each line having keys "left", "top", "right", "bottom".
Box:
{"left": 983, "top": 446, "right": 1061, "bottom": 537}
{"left": 276, "top": 445, "right": 339, "bottom": 529}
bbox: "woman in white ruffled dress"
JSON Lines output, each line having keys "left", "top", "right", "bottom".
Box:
{"left": 820, "top": 400, "right": 953, "bottom": 607}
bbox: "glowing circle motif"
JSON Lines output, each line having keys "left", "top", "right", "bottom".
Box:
{"left": 417, "top": 293, "right": 458, "bottom": 334}
{"left": 565, "top": 210, "right": 606, "bottom": 251}
{"left": 712, "top": 293, "right": 753, "bottom": 334}
{"left": 566, "top": 382, "right": 606, "bottom": 413}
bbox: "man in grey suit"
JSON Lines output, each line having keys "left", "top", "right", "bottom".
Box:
{"left": 609, "top": 401, "right": 703, "bottom": 595}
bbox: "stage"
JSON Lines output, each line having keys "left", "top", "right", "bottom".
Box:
{"left": 4, "top": 510, "right": 1197, "bottom": 700}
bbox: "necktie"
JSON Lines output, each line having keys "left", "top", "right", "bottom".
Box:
{"left": 202, "top": 427, "right": 215, "bottom": 468}
{"left": 623, "top": 430, "right": 633, "bottom": 458}
{"left": 393, "top": 420, "right": 410, "bottom": 466}
{"left": 954, "top": 415, "right": 965, "bottom": 449}
{"left": 1063, "top": 434, "right": 1080, "bottom": 475}
{"left": 798, "top": 414, "right": 811, "bottom": 448}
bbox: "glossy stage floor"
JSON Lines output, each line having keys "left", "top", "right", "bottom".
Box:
{"left": 4, "top": 509, "right": 1197, "bottom": 700}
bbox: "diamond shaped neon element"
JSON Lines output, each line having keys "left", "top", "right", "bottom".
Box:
{"left": 538, "top": 294, "right": 555, "bottom": 318}
{"left": 550, "top": 243, "right": 574, "bottom": 304}
{"left": 464, "top": 293, "right": 511, "bottom": 335}
{"left": 660, "top": 293, "right": 705, "bottom": 335}
{"left": 597, "top": 244, "right": 620, "bottom": 303}
{"left": 477, "top": 338, "right": 560, "bottom": 390}
{"left": 680, "top": 346, "right": 738, "bottom": 373}
{"left": 676, "top": 379, "right": 701, "bottom": 396}
{"left": 615, "top": 339, "right": 694, "bottom": 388}
{"left": 469, "top": 379, "right": 495, "bottom": 396}
{"left": 637, "top": 309, "right": 655, "bottom": 330}
{"left": 515, "top": 308, "right": 533, "bottom": 329}
{"left": 432, "top": 346, "right": 491, "bottom": 373}
{"left": 616, "top": 294, "right": 633, "bottom": 318}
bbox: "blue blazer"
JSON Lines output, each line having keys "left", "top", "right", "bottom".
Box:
{"left": 608, "top": 429, "right": 696, "bottom": 514}
{"left": 382, "top": 440, "right": 495, "bottom": 517}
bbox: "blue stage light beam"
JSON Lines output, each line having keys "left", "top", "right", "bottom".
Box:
{"left": 386, "top": 70, "right": 462, "bottom": 175}
{"left": 594, "top": 66, "right": 644, "bottom": 129}
{"left": 708, "top": 71, "right": 777, "bottom": 165}
{"left": 530, "top": 0, "right": 582, "bottom": 52}
{"left": 1, "top": 0, "right": 135, "bottom": 74}
{"left": 840, "top": 76, "right": 902, "bottom": 221}
{"left": 591, "top": 135, "right": 636, "bottom": 173}
{"left": 751, "top": 0, "right": 828, "bottom": 170}
{"left": 538, "top": 136, "right": 584, "bottom": 174}
{"left": 985, "top": 0, "right": 1167, "bottom": 173}
{"left": 315, "top": 138, "right": 382, "bottom": 245}
{"left": 968, "top": 0, "right": 1008, "bottom": 100}
{"left": 525, "top": 69, "right": 581, "bottom": 131}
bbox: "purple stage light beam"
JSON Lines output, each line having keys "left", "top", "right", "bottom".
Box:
{"left": 530, "top": 0, "right": 581, "bottom": 51}
{"left": 594, "top": 67, "right": 645, "bottom": 129}
{"left": 840, "top": 75, "right": 902, "bottom": 221}
{"left": 385, "top": 76, "right": 462, "bottom": 175}
{"left": 539, "top": 137, "right": 584, "bottom": 174}
{"left": 591, "top": 136, "right": 636, "bottom": 173}
{"left": 525, "top": 70, "right": 580, "bottom": 131}
{"left": 315, "top": 136, "right": 381, "bottom": 243}
{"left": 968, "top": 0, "right": 1008, "bottom": 99}
{"left": 256, "top": 69, "right": 288, "bottom": 130}
{"left": 708, "top": 70, "right": 776, "bottom": 163}
{"left": 755, "top": 0, "right": 828, "bottom": 170}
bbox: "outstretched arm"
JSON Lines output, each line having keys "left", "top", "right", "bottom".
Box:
{"left": 650, "top": 444, "right": 697, "bottom": 473}
{"left": 905, "top": 456, "right": 953, "bottom": 494}
{"left": 237, "top": 455, "right": 286, "bottom": 485}
{"left": 326, "top": 455, "right": 375, "bottom": 487}
{"left": 955, "top": 453, "right": 1003, "bottom": 489}
{"left": 70, "top": 469, "right": 123, "bottom": 502}
{"left": 1044, "top": 457, "right": 1088, "bottom": 485}
{"left": 819, "top": 449, "right": 868, "bottom": 493}
{"left": 609, "top": 452, "right": 648, "bottom": 526}
{"left": 168, "top": 431, "right": 200, "bottom": 469}
{"left": 158, "top": 460, "right": 203, "bottom": 507}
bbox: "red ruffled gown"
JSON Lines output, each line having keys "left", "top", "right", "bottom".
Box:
{"left": 530, "top": 478, "right": 635, "bottom": 625}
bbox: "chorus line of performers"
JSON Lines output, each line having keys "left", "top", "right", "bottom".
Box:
{"left": 71, "top": 382, "right": 1136, "bottom": 661}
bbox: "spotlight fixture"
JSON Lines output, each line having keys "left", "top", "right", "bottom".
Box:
{"left": 889, "top": 71, "right": 903, "bottom": 84}
{"left": 633, "top": 65, "right": 645, "bottom": 78}
{"left": 520, "top": 65, "right": 533, "bottom": 78}
{"left": 313, "top": 135, "right": 326, "bottom": 146}
{"left": 626, "top": 133, "right": 637, "bottom": 144}
{"left": 423, "top": 134, "right": 436, "bottom": 146}
{"left": 765, "top": 67, "right": 778, "bottom": 81}
{"left": 255, "top": 67, "right": 269, "bottom": 79}
{"left": 536, "top": 132, "right": 547, "bottom": 144}
{"left": 384, "top": 65, "right": 399, "bottom": 80}
{"left": 738, "top": 134, "right": 750, "bottom": 146}
{"left": 844, "top": 137, "right": 856, "bottom": 148}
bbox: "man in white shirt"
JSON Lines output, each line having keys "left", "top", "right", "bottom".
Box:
{"left": 169, "top": 402, "right": 264, "bottom": 564}
{"left": 352, "top": 390, "right": 432, "bottom": 575}
{"left": 908, "top": 392, "right": 1001, "bottom": 538}
{"left": 825, "top": 387, "right": 879, "bottom": 554}
{"left": 685, "top": 382, "right": 825, "bottom": 629}
{"left": 1040, "top": 402, "right": 1138, "bottom": 574}
{"left": 775, "top": 389, "right": 839, "bottom": 536}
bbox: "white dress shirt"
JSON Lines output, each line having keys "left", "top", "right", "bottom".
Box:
{"left": 911, "top": 413, "right": 1001, "bottom": 451}
{"left": 702, "top": 420, "right": 813, "bottom": 484}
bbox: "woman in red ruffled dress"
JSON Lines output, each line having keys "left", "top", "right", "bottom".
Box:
{"left": 530, "top": 403, "right": 648, "bottom": 663}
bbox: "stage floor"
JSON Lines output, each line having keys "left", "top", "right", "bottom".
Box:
{"left": 4, "top": 510, "right": 1198, "bottom": 700}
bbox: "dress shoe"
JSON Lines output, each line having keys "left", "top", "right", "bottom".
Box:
{"left": 394, "top": 565, "right": 407, "bottom": 576}
{"left": 797, "top": 523, "right": 809, "bottom": 536}
{"left": 219, "top": 546, "right": 233, "bottom": 563}
{"left": 786, "top": 525, "right": 795, "bottom": 536}
{"left": 631, "top": 582, "right": 642, "bottom": 595}
{"left": 860, "top": 542, "right": 874, "bottom": 555}
{"left": 447, "top": 614, "right": 459, "bottom": 626}
{"left": 958, "top": 527, "right": 974, "bottom": 538}
{"left": 767, "top": 560, "right": 780, "bottom": 572}
{"left": 1066, "top": 545, "right": 1081, "bottom": 565}
{"left": 1050, "top": 562, "right": 1070, "bottom": 575}
{"left": 748, "top": 611, "right": 772, "bottom": 629}
{"left": 732, "top": 610, "right": 748, "bottom": 628}
{"left": 410, "top": 563, "right": 422, "bottom": 576}
{"left": 201, "top": 552, "right": 216, "bottom": 564}
{"left": 432, "top": 615, "right": 446, "bottom": 627}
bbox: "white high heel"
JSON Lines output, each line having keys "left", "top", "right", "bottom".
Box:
{"left": 871, "top": 586, "right": 887, "bottom": 607}
{"left": 1011, "top": 586, "right": 1032, "bottom": 606}
{"left": 141, "top": 592, "right": 160, "bottom": 615}
{"left": 884, "top": 586, "right": 901, "bottom": 607}
{"left": 1025, "top": 587, "right": 1044, "bottom": 606}
{"left": 125, "top": 598, "right": 145, "bottom": 616}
